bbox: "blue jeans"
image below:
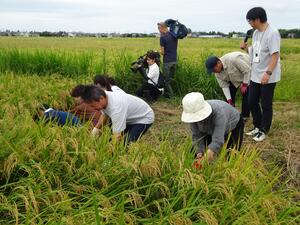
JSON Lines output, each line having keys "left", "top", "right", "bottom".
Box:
{"left": 44, "top": 110, "right": 81, "bottom": 126}
{"left": 124, "top": 123, "right": 152, "bottom": 143}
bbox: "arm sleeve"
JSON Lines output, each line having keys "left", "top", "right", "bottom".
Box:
{"left": 268, "top": 31, "right": 281, "bottom": 55}
{"left": 233, "top": 56, "right": 251, "bottom": 84}
{"left": 222, "top": 87, "right": 231, "bottom": 100}
{"left": 215, "top": 75, "right": 230, "bottom": 88}
{"left": 208, "top": 114, "right": 226, "bottom": 154}
{"left": 190, "top": 123, "right": 206, "bottom": 154}
{"left": 160, "top": 36, "right": 166, "bottom": 47}
{"left": 110, "top": 104, "right": 127, "bottom": 133}
{"left": 248, "top": 46, "right": 253, "bottom": 63}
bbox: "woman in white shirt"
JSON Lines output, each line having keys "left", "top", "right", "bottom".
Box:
{"left": 136, "top": 52, "right": 162, "bottom": 102}
{"left": 94, "top": 74, "right": 125, "bottom": 93}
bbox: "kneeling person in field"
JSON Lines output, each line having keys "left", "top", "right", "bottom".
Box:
{"left": 205, "top": 52, "right": 251, "bottom": 119}
{"left": 74, "top": 85, "right": 154, "bottom": 143}
{"left": 181, "top": 92, "right": 244, "bottom": 164}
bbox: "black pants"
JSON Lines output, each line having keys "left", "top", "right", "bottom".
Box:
{"left": 229, "top": 82, "right": 250, "bottom": 118}
{"left": 136, "top": 83, "right": 161, "bottom": 102}
{"left": 202, "top": 115, "right": 244, "bottom": 153}
{"left": 124, "top": 123, "right": 152, "bottom": 143}
{"left": 248, "top": 81, "right": 276, "bottom": 133}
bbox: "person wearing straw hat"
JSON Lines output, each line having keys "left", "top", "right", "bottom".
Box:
{"left": 181, "top": 92, "right": 244, "bottom": 163}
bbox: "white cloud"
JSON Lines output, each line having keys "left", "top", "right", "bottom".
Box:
{"left": 0, "top": 0, "right": 299, "bottom": 32}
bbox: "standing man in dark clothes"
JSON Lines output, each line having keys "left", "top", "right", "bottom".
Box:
{"left": 157, "top": 21, "right": 178, "bottom": 98}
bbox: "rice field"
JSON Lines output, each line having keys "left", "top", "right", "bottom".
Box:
{"left": 0, "top": 37, "right": 299, "bottom": 224}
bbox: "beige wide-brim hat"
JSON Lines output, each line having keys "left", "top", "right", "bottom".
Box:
{"left": 181, "top": 92, "right": 212, "bottom": 123}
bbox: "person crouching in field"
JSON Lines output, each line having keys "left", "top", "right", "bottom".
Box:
{"left": 205, "top": 52, "right": 251, "bottom": 120}
{"left": 70, "top": 85, "right": 102, "bottom": 127}
{"left": 33, "top": 104, "right": 81, "bottom": 126}
{"left": 93, "top": 74, "right": 125, "bottom": 93}
{"left": 136, "top": 51, "right": 162, "bottom": 102}
{"left": 73, "top": 84, "right": 154, "bottom": 143}
{"left": 181, "top": 92, "right": 244, "bottom": 166}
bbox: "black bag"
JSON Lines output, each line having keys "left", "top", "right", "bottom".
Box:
{"left": 165, "top": 19, "right": 188, "bottom": 39}
{"left": 156, "top": 72, "right": 165, "bottom": 89}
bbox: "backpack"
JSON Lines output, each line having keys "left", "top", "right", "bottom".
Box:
{"left": 156, "top": 72, "right": 165, "bottom": 89}
{"left": 165, "top": 19, "right": 188, "bottom": 39}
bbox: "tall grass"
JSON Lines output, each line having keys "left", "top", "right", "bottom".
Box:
{"left": 0, "top": 47, "right": 223, "bottom": 98}
{"left": 0, "top": 73, "right": 299, "bottom": 224}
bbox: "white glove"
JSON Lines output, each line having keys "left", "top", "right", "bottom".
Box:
{"left": 91, "top": 127, "right": 100, "bottom": 136}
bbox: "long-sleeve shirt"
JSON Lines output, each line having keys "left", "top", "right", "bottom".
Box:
{"left": 215, "top": 52, "right": 251, "bottom": 89}
{"left": 189, "top": 100, "right": 240, "bottom": 154}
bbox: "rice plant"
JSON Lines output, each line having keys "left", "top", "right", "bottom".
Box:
{"left": 0, "top": 73, "right": 299, "bottom": 224}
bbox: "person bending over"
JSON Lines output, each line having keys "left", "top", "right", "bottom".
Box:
{"left": 205, "top": 52, "right": 251, "bottom": 119}
{"left": 181, "top": 92, "right": 244, "bottom": 166}
{"left": 73, "top": 84, "right": 154, "bottom": 143}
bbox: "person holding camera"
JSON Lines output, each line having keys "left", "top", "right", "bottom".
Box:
{"left": 136, "top": 52, "right": 162, "bottom": 102}
{"left": 240, "top": 7, "right": 281, "bottom": 142}
{"left": 181, "top": 92, "right": 244, "bottom": 166}
{"left": 73, "top": 84, "right": 154, "bottom": 143}
{"left": 205, "top": 52, "right": 251, "bottom": 119}
{"left": 157, "top": 21, "right": 178, "bottom": 98}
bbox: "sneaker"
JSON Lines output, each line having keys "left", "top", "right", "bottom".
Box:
{"left": 253, "top": 131, "right": 266, "bottom": 142}
{"left": 246, "top": 127, "right": 259, "bottom": 136}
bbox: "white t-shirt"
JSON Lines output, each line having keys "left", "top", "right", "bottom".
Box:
{"left": 102, "top": 91, "right": 154, "bottom": 133}
{"left": 111, "top": 85, "right": 125, "bottom": 93}
{"left": 249, "top": 25, "right": 281, "bottom": 83}
{"left": 147, "top": 63, "right": 160, "bottom": 85}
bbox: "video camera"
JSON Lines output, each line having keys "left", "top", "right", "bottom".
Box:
{"left": 130, "top": 50, "right": 161, "bottom": 73}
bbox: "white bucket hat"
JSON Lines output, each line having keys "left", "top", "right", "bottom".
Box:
{"left": 181, "top": 92, "right": 212, "bottom": 123}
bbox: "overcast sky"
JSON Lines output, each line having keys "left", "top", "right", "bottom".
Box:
{"left": 0, "top": 0, "right": 299, "bottom": 33}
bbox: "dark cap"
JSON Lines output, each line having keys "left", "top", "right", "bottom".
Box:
{"left": 205, "top": 56, "right": 219, "bottom": 74}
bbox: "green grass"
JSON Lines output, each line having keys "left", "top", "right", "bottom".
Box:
{"left": 0, "top": 37, "right": 299, "bottom": 224}
{"left": 0, "top": 37, "right": 299, "bottom": 100}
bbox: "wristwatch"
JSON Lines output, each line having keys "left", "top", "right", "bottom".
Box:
{"left": 266, "top": 70, "right": 272, "bottom": 76}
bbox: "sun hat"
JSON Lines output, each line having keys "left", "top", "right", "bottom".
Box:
{"left": 181, "top": 92, "right": 212, "bottom": 123}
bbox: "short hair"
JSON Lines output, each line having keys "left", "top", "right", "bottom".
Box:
{"left": 71, "top": 84, "right": 106, "bottom": 102}
{"left": 246, "top": 7, "right": 267, "bottom": 23}
{"left": 157, "top": 22, "right": 167, "bottom": 28}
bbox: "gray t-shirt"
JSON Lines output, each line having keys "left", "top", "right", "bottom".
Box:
{"left": 249, "top": 25, "right": 281, "bottom": 83}
{"left": 189, "top": 100, "right": 240, "bottom": 154}
{"left": 103, "top": 91, "right": 154, "bottom": 133}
